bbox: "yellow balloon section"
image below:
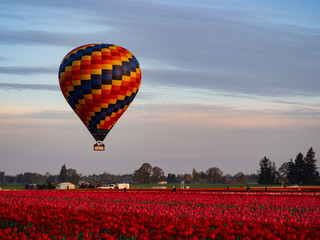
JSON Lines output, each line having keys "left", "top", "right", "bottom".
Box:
{"left": 59, "top": 44, "right": 141, "bottom": 142}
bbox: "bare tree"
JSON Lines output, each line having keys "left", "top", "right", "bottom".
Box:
{"left": 182, "top": 173, "right": 193, "bottom": 183}
{"left": 151, "top": 166, "right": 165, "bottom": 184}
{"left": 133, "top": 163, "right": 152, "bottom": 184}
{"left": 234, "top": 172, "right": 247, "bottom": 185}
{"left": 206, "top": 167, "right": 223, "bottom": 184}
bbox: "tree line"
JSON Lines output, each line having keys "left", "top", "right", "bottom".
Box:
{"left": 131, "top": 162, "right": 255, "bottom": 185}
{"left": 0, "top": 164, "right": 132, "bottom": 186}
{"left": 1, "top": 147, "right": 318, "bottom": 186}
{"left": 0, "top": 163, "right": 253, "bottom": 186}
{"left": 0, "top": 163, "right": 256, "bottom": 186}
{"left": 258, "top": 147, "right": 319, "bottom": 185}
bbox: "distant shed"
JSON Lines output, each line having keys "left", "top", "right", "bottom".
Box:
{"left": 56, "top": 182, "right": 75, "bottom": 189}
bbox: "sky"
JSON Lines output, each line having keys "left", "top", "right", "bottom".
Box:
{"left": 1, "top": 0, "right": 320, "bottom": 177}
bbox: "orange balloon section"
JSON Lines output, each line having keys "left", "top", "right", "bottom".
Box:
{"left": 59, "top": 44, "right": 141, "bottom": 149}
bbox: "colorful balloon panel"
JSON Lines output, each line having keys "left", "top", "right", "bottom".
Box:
{"left": 59, "top": 44, "right": 141, "bottom": 142}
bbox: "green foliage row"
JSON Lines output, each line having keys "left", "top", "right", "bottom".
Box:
{"left": 0, "top": 183, "right": 282, "bottom": 190}
{"left": 0, "top": 185, "right": 25, "bottom": 190}
{"left": 131, "top": 183, "right": 284, "bottom": 189}
{"left": 4, "top": 183, "right": 320, "bottom": 190}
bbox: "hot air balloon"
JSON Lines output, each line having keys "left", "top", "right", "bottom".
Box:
{"left": 59, "top": 44, "right": 141, "bottom": 151}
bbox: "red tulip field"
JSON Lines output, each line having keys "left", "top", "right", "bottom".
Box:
{"left": 0, "top": 190, "right": 319, "bottom": 239}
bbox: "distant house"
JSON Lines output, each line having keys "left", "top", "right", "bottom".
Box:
{"left": 158, "top": 181, "right": 167, "bottom": 185}
{"left": 224, "top": 177, "right": 235, "bottom": 184}
{"left": 56, "top": 182, "right": 75, "bottom": 189}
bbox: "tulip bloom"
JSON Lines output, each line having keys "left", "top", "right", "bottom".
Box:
{"left": 0, "top": 190, "right": 319, "bottom": 239}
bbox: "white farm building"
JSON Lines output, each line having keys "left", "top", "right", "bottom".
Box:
{"left": 56, "top": 182, "right": 75, "bottom": 189}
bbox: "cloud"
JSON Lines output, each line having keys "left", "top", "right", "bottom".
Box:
{"left": 127, "top": 102, "right": 320, "bottom": 129}
{"left": 0, "top": 83, "right": 59, "bottom": 91}
{"left": 0, "top": 66, "right": 57, "bottom": 75}
{"left": 107, "top": 1, "right": 320, "bottom": 98}
{"left": 143, "top": 63, "right": 320, "bottom": 98}
{"left": 0, "top": 29, "right": 101, "bottom": 47}
{"left": 1, "top": 100, "right": 319, "bottom": 131}
{"left": 0, "top": 107, "right": 78, "bottom": 131}
{"left": 12, "top": 111, "right": 72, "bottom": 120}
{"left": 1, "top": 0, "right": 319, "bottom": 98}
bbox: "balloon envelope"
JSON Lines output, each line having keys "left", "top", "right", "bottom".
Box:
{"left": 59, "top": 43, "right": 141, "bottom": 143}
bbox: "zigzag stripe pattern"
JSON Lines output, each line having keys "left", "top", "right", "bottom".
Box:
{"left": 59, "top": 44, "right": 141, "bottom": 141}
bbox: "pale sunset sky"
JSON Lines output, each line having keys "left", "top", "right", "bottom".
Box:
{"left": 1, "top": 0, "right": 319, "bottom": 176}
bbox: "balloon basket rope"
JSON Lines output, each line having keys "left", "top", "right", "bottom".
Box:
{"left": 94, "top": 141, "right": 105, "bottom": 151}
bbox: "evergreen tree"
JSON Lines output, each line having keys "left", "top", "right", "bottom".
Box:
{"left": 294, "top": 153, "right": 305, "bottom": 185}
{"left": 58, "top": 164, "right": 80, "bottom": 184}
{"left": 258, "top": 156, "right": 270, "bottom": 184}
{"left": 66, "top": 168, "right": 81, "bottom": 184}
{"left": 0, "top": 172, "right": 5, "bottom": 184}
{"left": 271, "top": 162, "right": 278, "bottom": 184}
{"left": 167, "top": 173, "right": 177, "bottom": 183}
{"left": 304, "top": 147, "right": 318, "bottom": 184}
{"left": 59, "top": 164, "right": 68, "bottom": 182}
{"left": 287, "top": 159, "right": 296, "bottom": 184}
{"left": 257, "top": 156, "right": 273, "bottom": 184}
